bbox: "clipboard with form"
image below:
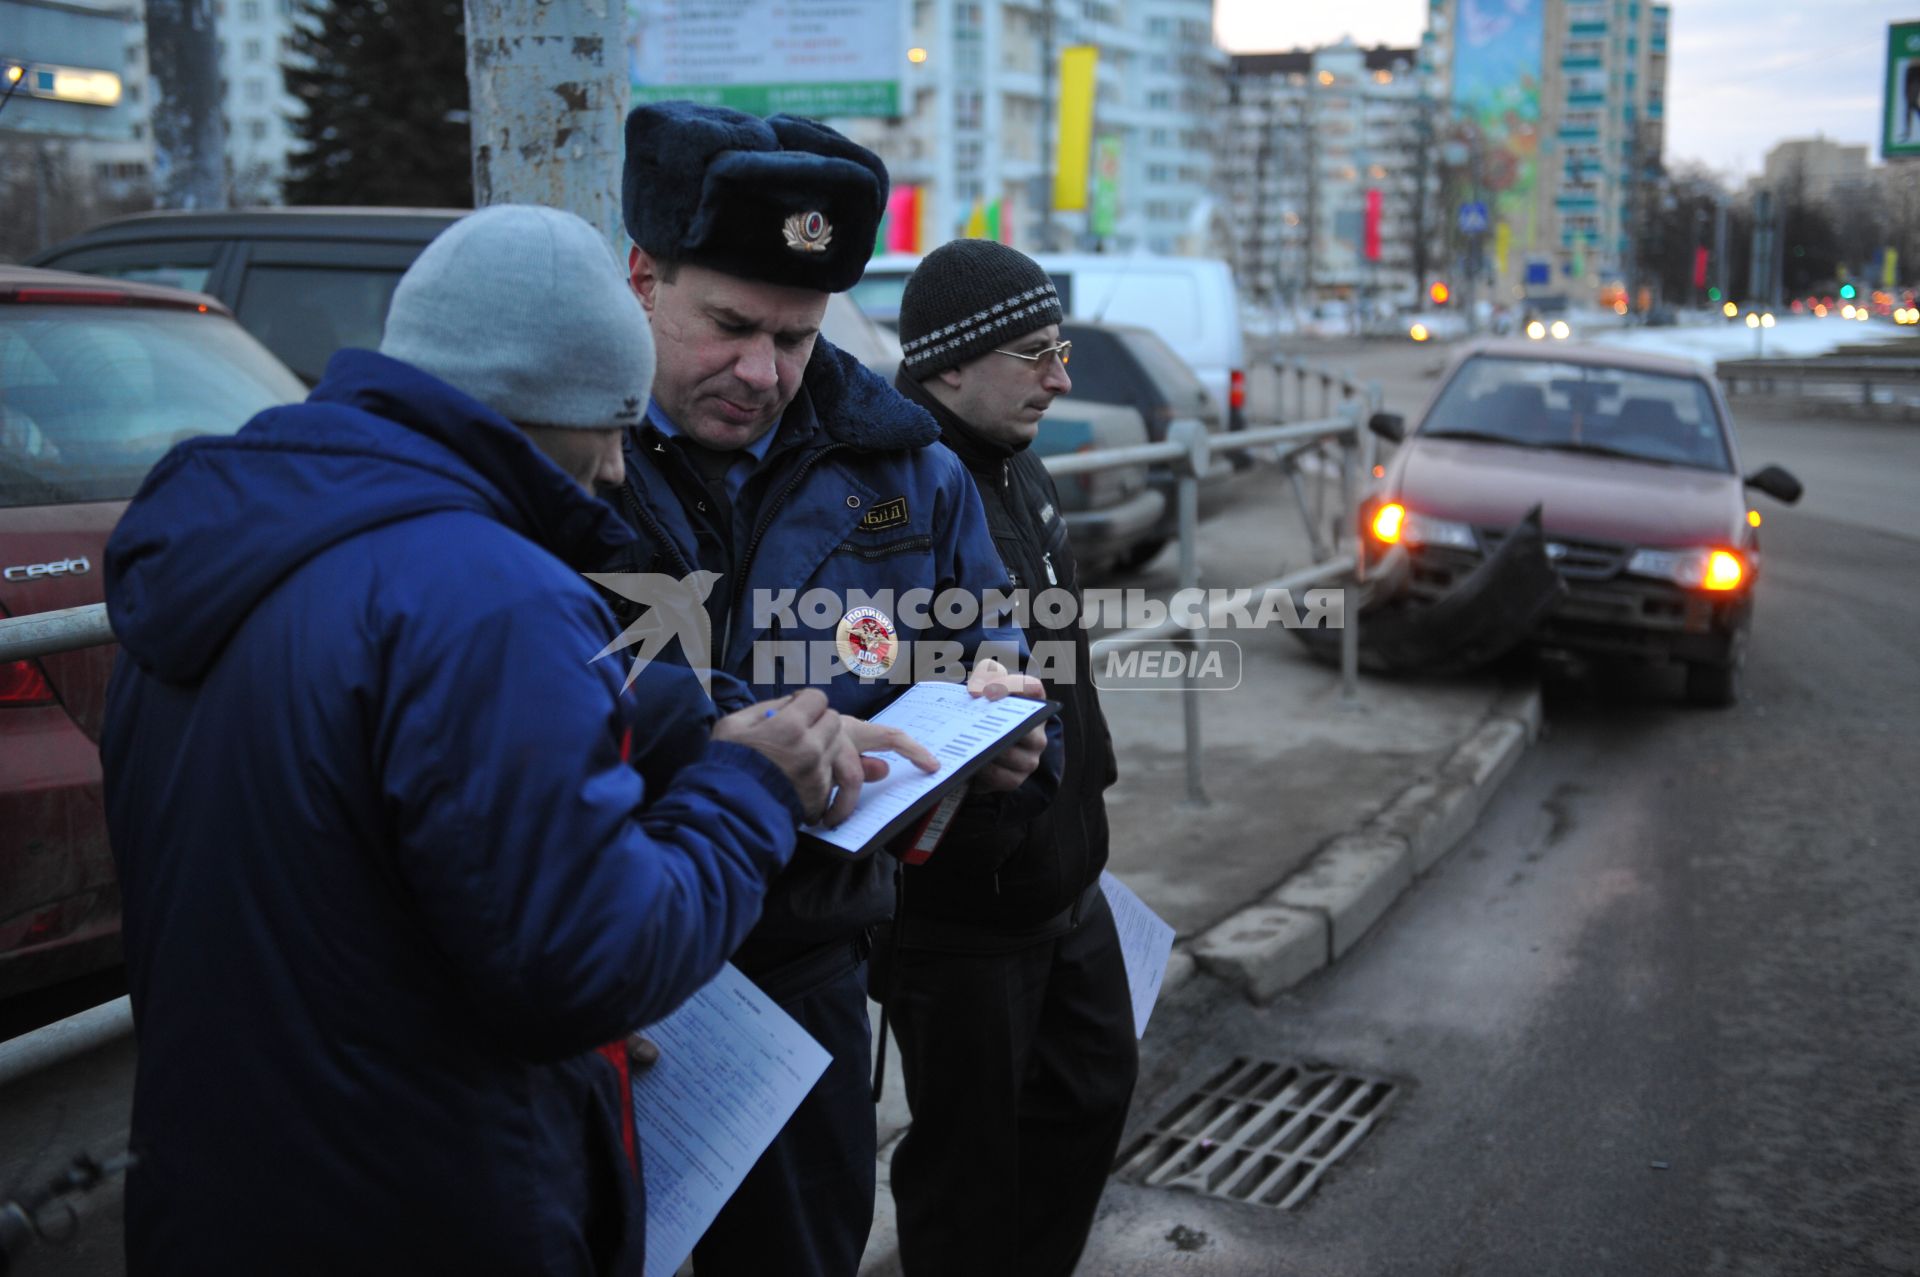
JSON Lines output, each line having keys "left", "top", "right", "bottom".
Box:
{"left": 798, "top": 681, "right": 1058, "bottom": 861}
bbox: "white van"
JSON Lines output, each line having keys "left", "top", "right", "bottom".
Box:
{"left": 856, "top": 251, "right": 1248, "bottom": 430}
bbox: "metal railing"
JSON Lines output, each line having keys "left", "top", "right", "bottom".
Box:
{"left": 1717, "top": 355, "right": 1920, "bottom": 407}
{"left": 1040, "top": 358, "right": 1378, "bottom": 806}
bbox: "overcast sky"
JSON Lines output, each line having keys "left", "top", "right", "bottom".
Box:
{"left": 1212, "top": 0, "right": 1896, "bottom": 183}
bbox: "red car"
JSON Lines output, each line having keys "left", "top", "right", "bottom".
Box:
{"left": 1359, "top": 342, "right": 1803, "bottom": 707}
{"left": 0, "top": 267, "right": 305, "bottom": 999}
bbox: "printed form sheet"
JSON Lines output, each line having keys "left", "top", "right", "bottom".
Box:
{"left": 630, "top": 964, "right": 830, "bottom": 1277}
{"left": 1100, "top": 871, "right": 1177, "bottom": 1038}
{"left": 801, "top": 681, "right": 1048, "bottom": 854}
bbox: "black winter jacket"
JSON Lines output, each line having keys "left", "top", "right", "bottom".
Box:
{"left": 892, "top": 374, "right": 1120, "bottom": 936}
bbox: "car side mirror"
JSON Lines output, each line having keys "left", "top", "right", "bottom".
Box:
{"left": 1369, "top": 411, "right": 1405, "bottom": 443}
{"left": 1744, "top": 464, "right": 1803, "bottom": 505}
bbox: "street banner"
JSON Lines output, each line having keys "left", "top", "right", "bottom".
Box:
{"left": 1053, "top": 45, "right": 1099, "bottom": 212}
{"left": 880, "top": 185, "right": 920, "bottom": 254}
{"left": 1885, "top": 20, "right": 1920, "bottom": 161}
{"left": 629, "top": 0, "right": 905, "bottom": 118}
{"left": 1092, "top": 136, "right": 1121, "bottom": 237}
{"left": 1452, "top": 0, "right": 1544, "bottom": 251}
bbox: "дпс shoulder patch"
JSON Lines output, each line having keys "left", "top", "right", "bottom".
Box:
{"left": 860, "top": 496, "right": 910, "bottom": 531}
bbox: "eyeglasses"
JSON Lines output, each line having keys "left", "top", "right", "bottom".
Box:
{"left": 993, "top": 340, "right": 1072, "bottom": 369}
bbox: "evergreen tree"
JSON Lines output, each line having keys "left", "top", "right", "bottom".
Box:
{"left": 282, "top": 0, "right": 472, "bottom": 207}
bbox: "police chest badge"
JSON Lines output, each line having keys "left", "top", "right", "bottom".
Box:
{"left": 835, "top": 606, "right": 896, "bottom": 678}
{"left": 782, "top": 210, "right": 833, "bottom": 255}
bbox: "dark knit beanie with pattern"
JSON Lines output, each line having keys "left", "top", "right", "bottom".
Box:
{"left": 896, "top": 239, "right": 1063, "bottom": 379}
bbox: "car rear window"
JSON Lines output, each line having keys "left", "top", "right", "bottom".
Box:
{"left": 0, "top": 306, "right": 306, "bottom": 507}
{"left": 1122, "top": 328, "right": 1206, "bottom": 402}
{"left": 1055, "top": 326, "right": 1152, "bottom": 411}
{"left": 1422, "top": 355, "right": 1731, "bottom": 472}
{"left": 235, "top": 265, "right": 405, "bottom": 384}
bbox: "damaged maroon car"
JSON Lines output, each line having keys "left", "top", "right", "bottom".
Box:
{"left": 1355, "top": 342, "right": 1802, "bottom": 707}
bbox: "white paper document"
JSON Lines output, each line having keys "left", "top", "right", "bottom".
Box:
{"left": 1100, "top": 871, "right": 1177, "bottom": 1039}
{"left": 630, "top": 963, "right": 831, "bottom": 1277}
{"left": 800, "top": 681, "right": 1051, "bottom": 855}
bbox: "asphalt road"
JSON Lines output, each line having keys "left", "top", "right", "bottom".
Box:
{"left": 1084, "top": 380, "right": 1920, "bottom": 1273}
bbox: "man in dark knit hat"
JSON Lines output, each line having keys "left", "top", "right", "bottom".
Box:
{"left": 882, "top": 238, "right": 1139, "bottom": 1277}
{"left": 610, "top": 104, "right": 1056, "bottom": 1277}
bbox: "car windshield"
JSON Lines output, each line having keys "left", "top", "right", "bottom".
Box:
{"left": 0, "top": 305, "right": 306, "bottom": 507}
{"left": 1420, "top": 355, "right": 1731, "bottom": 473}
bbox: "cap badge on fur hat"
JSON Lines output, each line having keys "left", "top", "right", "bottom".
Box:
{"left": 783, "top": 210, "right": 833, "bottom": 255}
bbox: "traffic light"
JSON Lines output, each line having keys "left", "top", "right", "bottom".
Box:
{"left": 1839, "top": 283, "right": 1856, "bottom": 300}
{"left": 1429, "top": 280, "right": 1450, "bottom": 306}
{"left": 1707, "top": 286, "right": 1722, "bottom": 303}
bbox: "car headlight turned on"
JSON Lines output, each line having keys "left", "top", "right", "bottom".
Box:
{"left": 1371, "top": 501, "right": 1406, "bottom": 543}
{"left": 1626, "top": 546, "right": 1747, "bottom": 590}
{"left": 1410, "top": 322, "right": 1430, "bottom": 342}
{"left": 1403, "top": 511, "right": 1477, "bottom": 550}
{"left": 1526, "top": 320, "right": 1547, "bottom": 340}
{"left": 1550, "top": 319, "right": 1571, "bottom": 340}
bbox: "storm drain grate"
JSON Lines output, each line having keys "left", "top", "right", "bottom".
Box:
{"left": 1114, "top": 1058, "right": 1397, "bottom": 1210}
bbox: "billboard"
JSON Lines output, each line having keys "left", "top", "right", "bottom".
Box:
{"left": 628, "top": 1, "right": 904, "bottom": 119}
{"left": 1451, "top": 0, "right": 1544, "bottom": 245}
{"left": 1885, "top": 20, "right": 1920, "bottom": 161}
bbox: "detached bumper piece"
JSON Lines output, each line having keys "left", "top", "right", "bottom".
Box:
{"left": 1295, "top": 506, "right": 1566, "bottom": 675}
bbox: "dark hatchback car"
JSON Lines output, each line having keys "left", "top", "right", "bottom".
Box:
{"left": 0, "top": 267, "right": 306, "bottom": 997}
{"left": 1361, "top": 342, "right": 1802, "bottom": 706}
{"left": 1057, "top": 321, "right": 1233, "bottom": 570}
{"left": 34, "top": 206, "right": 913, "bottom": 387}
{"left": 31, "top": 206, "right": 461, "bottom": 384}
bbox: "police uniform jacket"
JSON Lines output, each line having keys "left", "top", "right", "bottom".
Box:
{"left": 606, "top": 338, "right": 1050, "bottom": 985}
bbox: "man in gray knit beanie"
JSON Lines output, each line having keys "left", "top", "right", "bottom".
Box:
{"left": 99, "top": 201, "right": 863, "bottom": 1274}
{"left": 380, "top": 203, "right": 656, "bottom": 492}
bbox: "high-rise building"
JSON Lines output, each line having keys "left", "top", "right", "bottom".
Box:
{"left": 834, "top": 0, "right": 1223, "bottom": 255}
{"left": 1219, "top": 42, "right": 1442, "bottom": 308}
{"left": 1755, "top": 137, "right": 1873, "bottom": 204}
{"left": 1424, "top": 0, "right": 1669, "bottom": 300}
{"left": 1, "top": 0, "right": 150, "bottom": 257}
{"left": 216, "top": 0, "right": 303, "bottom": 202}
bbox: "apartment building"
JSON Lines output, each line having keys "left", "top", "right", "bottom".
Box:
{"left": 216, "top": 0, "right": 303, "bottom": 202}
{"left": 1755, "top": 136, "right": 1873, "bottom": 205}
{"left": 1219, "top": 41, "right": 1441, "bottom": 307}
{"left": 834, "top": 0, "right": 1222, "bottom": 254}
{"left": 0, "top": 0, "right": 149, "bottom": 256}
{"left": 1424, "top": 0, "right": 1669, "bottom": 298}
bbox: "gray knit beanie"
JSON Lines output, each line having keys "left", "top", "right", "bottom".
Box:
{"left": 380, "top": 204, "right": 654, "bottom": 430}
{"left": 896, "top": 239, "right": 1062, "bottom": 379}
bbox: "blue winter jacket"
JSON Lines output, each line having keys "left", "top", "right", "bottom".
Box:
{"left": 99, "top": 350, "right": 804, "bottom": 1275}
{"left": 607, "top": 339, "right": 1055, "bottom": 979}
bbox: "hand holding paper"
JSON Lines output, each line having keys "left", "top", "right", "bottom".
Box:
{"left": 797, "top": 682, "right": 1058, "bottom": 858}
{"left": 966, "top": 658, "right": 1048, "bottom": 792}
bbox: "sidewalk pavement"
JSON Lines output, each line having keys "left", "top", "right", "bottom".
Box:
{"left": 856, "top": 464, "right": 1543, "bottom": 1275}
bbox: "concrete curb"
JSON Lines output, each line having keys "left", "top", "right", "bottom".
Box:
{"left": 1189, "top": 681, "right": 1542, "bottom": 1003}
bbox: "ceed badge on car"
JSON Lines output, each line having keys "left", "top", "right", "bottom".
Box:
{"left": 3, "top": 556, "right": 92, "bottom": 582}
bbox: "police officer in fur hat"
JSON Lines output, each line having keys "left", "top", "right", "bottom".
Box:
{"left": 610, "top": 103, "right": 1059, "bottom": 1276}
